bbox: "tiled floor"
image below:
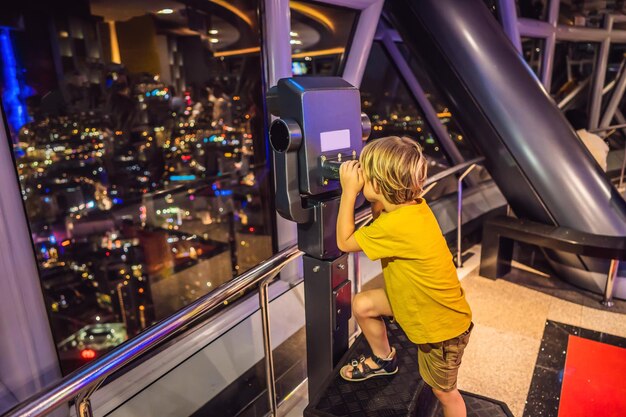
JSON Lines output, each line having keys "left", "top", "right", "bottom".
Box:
{"left": 279, "top": 245, "right": 626, "bottom": 417}
{"left": 523, "top": 320, "right": 626, "bottom": 417}
{"left": 459, "top": 274, "right": 626, "bottom": 416}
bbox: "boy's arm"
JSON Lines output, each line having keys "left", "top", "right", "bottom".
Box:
{"left": 337, "top": 192, "right": 361, "bottom": 252}
{"left": 336, "top": 161, "right": 363, "bottom": 253}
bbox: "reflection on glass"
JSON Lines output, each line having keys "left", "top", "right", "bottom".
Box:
{"left": 517, "top": 0, "right": 548, "bottom": 21}
{"left": 360, "top": 42, "right": 473, "bottom": 199}
{"left": 398, "top": 43, "right": 481, "bottom": 162}
{"left": 1, "top": 0, "right": 273, "bottom": 374}
{"left": 521, "top": 37, "right": 544, "bottom": 79}
{"left": 551, "top": 42, "right": 597, "bottom": 103}
{"left": 361, "top": 43, "right": 448, "bottom": 163}
{"left": 290, "top": 1, "right": 358, "bottom": 76}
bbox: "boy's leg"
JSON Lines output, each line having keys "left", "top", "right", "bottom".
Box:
{"left": 344, "top": 288, "right": 394, "bottom": 378}
{"left": 432, "top": 388, "right": 466, "bottom": 417}
{"left": 419, "top": 323, "right": 473, "bottom": 417}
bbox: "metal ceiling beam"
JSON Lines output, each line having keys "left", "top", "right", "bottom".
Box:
{"left": 497, "top": 0, "right": 522, "bottom": 52}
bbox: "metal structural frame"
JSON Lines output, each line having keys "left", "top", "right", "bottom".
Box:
{"left": 509, "top": 0, "right": 626, "bottom": 131}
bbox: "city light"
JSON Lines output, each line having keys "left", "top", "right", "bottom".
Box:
{"left": 80, "top": 349, "right": 96, "bottom": 360}
{"left": 7, "top": 0, "right": 277, "bottom": 376}
{"left": 170, "top": 175, "right": 197, "bottom": 181}
{"left": 0, "top": 28, "right": 32, "bottom": 135}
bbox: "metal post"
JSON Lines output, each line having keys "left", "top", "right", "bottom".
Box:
{"left": 75, "top": 398, "right": 93, "bottom": 417}
{"left": 303, "top": 254, "right": 350, "bottom": 400}
{"left": 497, "top": 0, "right": 522, "bottom": 53}
{"left": 589, "top": 16, "right": 613, "bottom": 130}
{"left": 456, "top": 164, "right": 478, "bottom": 268}
{"left": 263, "top": 0, "right": 292, "bottom": 87}
{"left": 341, "top": 0, "right": 384, "bottom": 87}
{"left": 600, "top": 58, "right": 626, "bottom": 129}
{"left": 74, "top": 378, "right": 104, "bottom": 417}
{"left": 602, "top": 259, "right": 619, "bottom": 308}
{"left": 259, "top": 273, "right": 280, "bottom": 417}
{"left": 540, "top": 0, "right": 560, "bottom": 91}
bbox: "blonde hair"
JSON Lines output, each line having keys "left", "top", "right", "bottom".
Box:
{"left": 359, "top": 136, "right": 428, "bottom": 204}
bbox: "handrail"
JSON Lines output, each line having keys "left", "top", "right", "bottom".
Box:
{"left": 426, "top": 157, "right": 485, "bottom": 185}
{"left": 5, "top": 156, "right": 487, "bottom": 417}
{"left": 480, "top": 215, "right": 626, "bottom": 307}
{"left": 4, "top": 246, "right": 304, "bottom": 417}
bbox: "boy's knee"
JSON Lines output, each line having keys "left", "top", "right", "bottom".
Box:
{"left": 432, "top": 387, "right": 459, "bottom": 403}
{"left": 352, "top": 293, "right": 372, "bottom": 318}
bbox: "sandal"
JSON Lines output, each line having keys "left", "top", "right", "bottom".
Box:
{"left": 340, "top": 347, "right": 398, "bottom": 382}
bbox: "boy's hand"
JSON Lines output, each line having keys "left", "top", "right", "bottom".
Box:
{"left": 339, "top": 160, "right": 364, "bottom": 196}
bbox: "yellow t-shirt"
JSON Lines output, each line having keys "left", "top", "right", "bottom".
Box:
{"left": 354, "top": 201, "right": 472, "bottom": 344}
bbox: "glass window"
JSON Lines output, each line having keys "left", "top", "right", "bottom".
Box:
{"left": 521, "top": 37, "right": 545, "bottom": 79}
{"left": 290, "top": 1, "right": 359, "bottom": 76}
{"left": 1, "top": 0, "right": 273, "bottom": 374}
{"left": 360, "top": 42, "right": 488, "bottom": 199}
{"left": 361, "top": 42, "right": 450, "bottom": 166}
{"left": 516, "top": 0, "right": 548, "bottom": 21}
{"left": 397, "top": 43, "right": 481, "bottom": 162}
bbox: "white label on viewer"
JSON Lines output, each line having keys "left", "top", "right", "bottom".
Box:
{"left": 320, "top": 129, "right": 350, "bottom": 152}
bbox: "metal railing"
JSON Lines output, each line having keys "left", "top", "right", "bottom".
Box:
{"left": 4, "top": 157, "right": 485, "bottom": 417}
{"left": 4, "top": 246, "right": 304, "bottom": 417}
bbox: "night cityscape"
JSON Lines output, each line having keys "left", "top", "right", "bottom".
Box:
{"left": 0, "top": 0, "right": 477, "bottom": 375}
{"left": 3, "top": 1, "right": 626, "bottom": 417}
{"left": 1, "top": 0, "right": 277, "bottom": 374}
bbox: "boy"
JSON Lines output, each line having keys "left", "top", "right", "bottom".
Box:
{"left": 336, "top": 136, "right": 472, "bottom": 417}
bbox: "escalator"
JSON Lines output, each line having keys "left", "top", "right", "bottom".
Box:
{"left": 387, "top": 0, "right": 626, "bottom": 297}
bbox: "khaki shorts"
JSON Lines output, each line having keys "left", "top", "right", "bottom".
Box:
{"left": 417, "top": 322, "right": 473, "bottom": 392}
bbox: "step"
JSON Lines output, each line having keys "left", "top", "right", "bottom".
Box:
{"left": 304, "top": 320, "right": 513, "bottom": 417}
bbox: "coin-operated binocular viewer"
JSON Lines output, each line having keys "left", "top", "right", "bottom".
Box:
{"left": 268, "top": 77, "right": 371, "bottom": 398}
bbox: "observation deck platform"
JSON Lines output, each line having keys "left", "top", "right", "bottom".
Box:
{"left": 304, "top": 319, "right": 513, "bottom": 417}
